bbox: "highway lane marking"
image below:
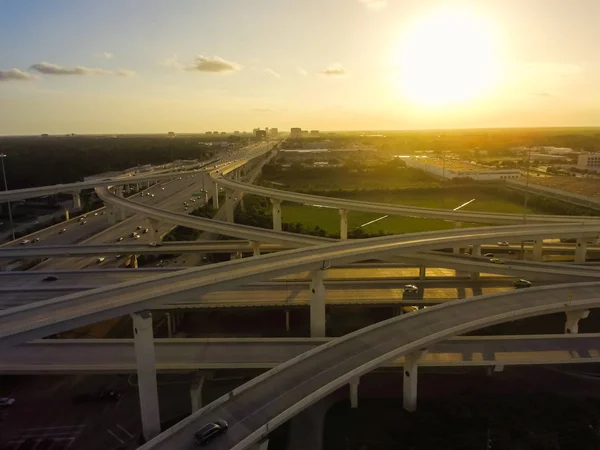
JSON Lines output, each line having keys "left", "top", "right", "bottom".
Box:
{"left": 117, "top": 424, "right": 134, "bottom": 438}
{"left": 107, "top": 429, "right": 124, "bottom": 444}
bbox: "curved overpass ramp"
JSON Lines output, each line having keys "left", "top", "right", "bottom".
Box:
{"left": 213, "top": 173, "right": 600, "bottom": 225}
{"left": 141, "top": 282, "right": 600, "bottom": 450}
{"left": 2, "top": 223, "right": 600, "bottom": 346}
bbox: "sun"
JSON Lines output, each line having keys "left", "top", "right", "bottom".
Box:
{"left": 396, "top": 8, "right": 502, "bottom": 107}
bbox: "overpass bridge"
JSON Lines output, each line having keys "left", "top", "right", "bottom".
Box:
{"left": 1, "top": 334, "right": 598, "bottom": 373}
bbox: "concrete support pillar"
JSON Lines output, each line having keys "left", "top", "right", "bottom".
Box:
{"left": 309, "top": 268, "right": 327, "bottom": 337}
{"left": 271, "top": 199, "right": 282, "bottom": 232}
{"left": 339, "top": 209, "right": 348, "bottom": 240}
{"left": 575, "top": 239, "right": 588, "bottom": 263}
{"left": 470, "top": 272, "right": 480, "bottom": 280}
{"left": 71, "top": 192, "right": 82, "bottom": 210}
{"left": 132, "top": 255, "right": 138, "bottom": 269}
{"left": 190, "top": 377, "right": 205, "bottom": 412}
{"left": 64, "top": 209, "right": 70, "bottom": 221}
{"left": 419, "top": 266, "right": 426, "bottom": 280}
{"left": 252, "top": 242, "right": 261, "bottom": 257}
{"left": 125, "top": 185, "right": 131, "bottom": 194}
{"left": 285, "top": 309, "right": 290, "bottom": 332}
{"left": 225, "top": 189, "right": 235, "bottom": 223}
{"left": 230, "top": 251, "right": 243, "bottom": 260}
{"left": 403, "top": 351, "right": 426, "bottom": 412}
{"left": 212, "top": 182, "right": 219, "bottom": 209}
{"left": 131, "top": 311, "right": 160, "bottom": 440}
{"left": 166, "top": 312, "right": 173, "bottom": 337}
{"left": 532, "top": 239, "right": 543, "bottom": 261}
{"left": 453, "top": 222, "right": 463, "bottom": 254}
{"left": 239, "top": 196, "right": 245, "bottom": 213}
{"left": 349, "top": 377, "right": 360, "bottom": 409}
{"left": 472, "top": 244, "right": 482, "bottom": 257}
{"left": 565, "top": 310, "right": 590, "bottom": 334}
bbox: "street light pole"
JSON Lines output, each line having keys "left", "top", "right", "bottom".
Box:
{"left": 522, "top": 147, "right": 532, "bottom": 223}
{"left": 520, "top": 148, "right": 532, "bottom": 259}
{"left": 0, "top": 154, "right": 15, "bottom": 241}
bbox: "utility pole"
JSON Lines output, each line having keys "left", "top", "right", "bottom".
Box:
{"left": 0, "top": 154, "right": 15, "bottom": 241}
{"left": 520, "top": 148, "right": 532, "bottom": 259}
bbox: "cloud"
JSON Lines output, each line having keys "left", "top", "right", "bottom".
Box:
{"left": 0, "top": 68, "right": 37, "bottom": 82}
{"left": 185, "top": 55, "right": 242, "bottom": 73}
{"left": 320, "top": 63, "right": 348, "bottom": 77}
{"left": 30, "top": 62, "right": 113, "bottom": 76}
{"left": 264, "top": 68, "right": 280, "bottom": 78}
{"left": 358, "top": 0, "right": 387, "bottom": 10}
{"left": 297, "top": 67, "right": 308, "bottom": 76}
{"left": 117, "top": 69, "right": 135, "bottom": 77}
{"left": 93, "top": 51, "right": 114, "bottom": 59}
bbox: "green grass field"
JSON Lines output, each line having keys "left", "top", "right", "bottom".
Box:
{"left": 281, "top": 190, "right": 536, "bottom": 234}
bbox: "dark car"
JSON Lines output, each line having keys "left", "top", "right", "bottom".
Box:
{"left": 514, "top": 279, "right": 532, "bottom": 288}
{"left": 42, "top": 276, "right": 59, "bottom": 282}
{"left": 194, "top": 420, "right": 228, "bottom": 446}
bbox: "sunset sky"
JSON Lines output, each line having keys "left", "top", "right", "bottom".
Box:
{"left": 1, "top": 0, "right": 599, "bottom": 134}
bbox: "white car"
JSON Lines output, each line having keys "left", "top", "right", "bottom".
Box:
{"left": 0, "top": 397, "right": 15, "bottom": 407}
{"left": 497, "top": 241, "right": 509, "bottom": 246}
{"left": 149, "top": 242, "right": 161, "bottom": 247}
{"left": 97, "top": 257, "right": 105, "bottom": 263}
{"left": 403, "top": 284, "right": 419, "bottom": 293}
{"left": 20, "top": 239, "right": 30, "bottom": 245}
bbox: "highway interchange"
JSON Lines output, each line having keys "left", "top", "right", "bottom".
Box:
{"left": 2, "top": 142, "right": 600, "bottom": 450}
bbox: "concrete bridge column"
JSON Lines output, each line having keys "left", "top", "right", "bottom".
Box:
{"left": 419, "top": 266, "right": 426, "bottom": 280}
{"left": 565, "top": 310, "right": 590, "bottom": 334}
{"left": 285, "top": 309, "right": 290, "bottom": 332}
{"left": 271, "top": 199, "right": 282, "bottom": 232}
{"left": 471, "top": 245, "right": 482, "bottom": 257}
{"left": 131, "top": 311, "right": 160, "bottom": 441}
{"left": 252, "top": 242, "right": 261, "bottom": 257}
{"left": 575, "top": 239, "right": 587, "bottom": 263}
{"left": 190, "top": 376, "right": 205, "bottom": 412}
{"left": 453, "top": 222, "right": 463, "bottom": 254}
{"left": 225, "top": 189, "right": 235, "bottom": 223}
{"left": 309, "top": 267, "right": 328, "bottom": 337}
{"left": 339, "top": 209, "right": 348, "bottom": 240}
{"left": 212, "top": 181, "right": 219, "bottom": 209}
{"left": 64, "top": 209, "right": 70, "bottom": 221}
{"left": 349, "top": 377, "right": 360, "bottom": 409}
{"left": 131, "top": 255, "right": 138, "bottom": 269}
{"left": 230, "top": 252, "right": 243, "bottom": 260}
{"left": 71, "top": 192, "right": 82, "bottom": 210}
{"left": 403, "top": 350, "right": 426, "bottom": 412}
{"left": 532, "top": 239, "right": 543, "bottom": 261}
{"left": 125, "top": 185, "right": 130, "bottom": 195}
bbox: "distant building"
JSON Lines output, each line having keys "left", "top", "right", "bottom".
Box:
{"left": 167, "top": 131, "right": 175, "bottom": 137}
{"left": 310, "top": 130, "right": 319, "bottom": 136}
{"left": 41, "top": 133, "right": 49, "bottom": 137}
{"left": 255, "top": 129, "right": 267, "bottom": 139}
{"left": 406, "top": 158, "right": 520, "bottom": 180}
{"left": 578, "top": 153, "right": 600, "bottom": 169}
{"left": 234, "top": 131, "right": 240, "bottom": 135}
{"left": 213, "top": 131, "right": 219, "bottom": 135}
{"left": 205, "top": 131, "right": 212, "bottom": 135}
{"left": 269, "top": 127, "right": 278, "bottom": 137}
{"left": 290, "top": 127, "right": 302, "bottom": 138}
{"left": 221, "top": 132, "right": 227, "bottom": 135}
{"left": 301, "top": 130, "right": 309, "bottom": 137}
